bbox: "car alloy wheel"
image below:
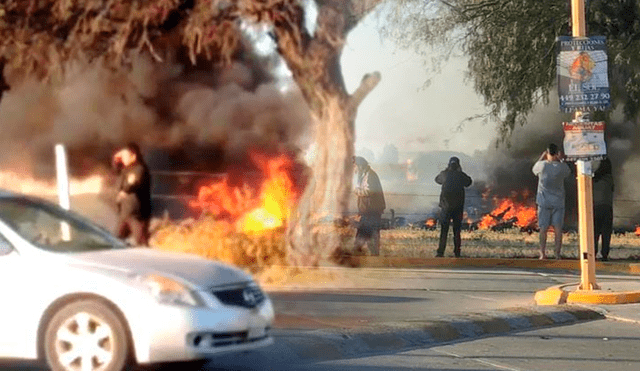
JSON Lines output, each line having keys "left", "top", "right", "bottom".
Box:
{"left": 45, "top": 299, "right": 129, "bottom": 371}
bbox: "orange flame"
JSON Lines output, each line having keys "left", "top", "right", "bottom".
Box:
{"left": 189, "top": 152, "right": 300, "bottom": 234}
{"left": 406, "top": 159, "right": 418, "bottom": 182}
{"left": 635, "top": 226, "right": 640, "bottom": 237}
{"left": 479, "top": 193, "right": 537, "bottom": 230}
{"left": 425, "top": 218, "right": 436, "bottom": 227}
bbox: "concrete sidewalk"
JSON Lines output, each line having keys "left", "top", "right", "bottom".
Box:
{"left": 262, "top": 266, "right": 629, "bottom": 362}
{"left": 346, "top": 256, "right": 640, "bottom": 275}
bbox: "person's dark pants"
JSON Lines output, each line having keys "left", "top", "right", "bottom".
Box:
{"left": 355, "top": 213, "right": 382, "bottom": 256}
{"left": 437, "top": 207, "right": 463, "bottom": 257}
{"left": 117, "top": 216, "right": 150, "bottom": 246}
{"left": 594, "top": 204, "right": 613, "bottom": 259}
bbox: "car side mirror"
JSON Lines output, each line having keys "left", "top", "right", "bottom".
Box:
{"left": 0, "top": 238, "right": 13, "bottom": 256}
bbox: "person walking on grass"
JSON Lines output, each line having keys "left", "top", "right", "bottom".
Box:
{"left": 353, "top": 156, "right": 386, "bottom": 256}
{"left": 435, "top": 156, "right": 472, "bottom": 258}
{"left": 532, "top": 143, "right": 571, "bottom": 259}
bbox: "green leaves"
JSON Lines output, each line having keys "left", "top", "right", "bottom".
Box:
{"left": 385, "top": 0, "right": 640, "bottom": 138}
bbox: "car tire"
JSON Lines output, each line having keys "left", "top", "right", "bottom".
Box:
{"left": 44, "top": 299, "right": 130, "bottom": 371}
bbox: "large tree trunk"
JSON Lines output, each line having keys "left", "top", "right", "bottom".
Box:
{"left": 272, "top": 0, "right": 383, "bottom": 266}
{"left": 287, "top": 96, "right": 354, "bottom": 266}
{"left": 285, "top": 74, "right": 381, "bottom": 267}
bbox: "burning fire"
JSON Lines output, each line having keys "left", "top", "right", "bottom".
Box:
{"left": 479, "top": 192, "right": 537, "bottom": 230}
{"left": 406, "top": 159, "right": 418, "bottom": 182}
{"left": 425, "top": 218, "right": 436, "bottom": 228}
{"left": 189, "top": 152, "right": 300, "bottom": 234}
{"left": 635, "top": 226, "right": 640, "bottom": 237}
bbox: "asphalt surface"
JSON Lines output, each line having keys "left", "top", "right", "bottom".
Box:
{"left": 256, "top": 319, "right": 640, "bottom": 371}
{"left": 267, "top": 268, "right": 572, "bottom": 331}
{"left": 5, "top": 264, "right": 640, "bottom": 370}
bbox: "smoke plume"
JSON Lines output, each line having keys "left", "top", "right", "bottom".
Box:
{"left": 0, "top": 46, "right": 312, "bottom": 218}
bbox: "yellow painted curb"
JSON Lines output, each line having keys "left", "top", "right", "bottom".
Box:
{"left": 535, "top": 283, "right": 640, "bottom": 305}
{"left": 566, "top": 290, "right": 640, "bottom": 304}
{"left": 534, "top": 287, "right": 568, "bottom": 305}
{"left": 358, "top": 256, "right": 640, "bottom": 275}
{"left": 360, "top": 257, "right": 582, "bottom": 270}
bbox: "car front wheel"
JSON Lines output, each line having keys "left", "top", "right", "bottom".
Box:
{"left": 44, "top": 299, "right": 129, "bottom": 371}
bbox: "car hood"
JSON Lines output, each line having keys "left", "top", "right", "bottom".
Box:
{"left": 66, "top": 248, "right": 253, "bottom": 289}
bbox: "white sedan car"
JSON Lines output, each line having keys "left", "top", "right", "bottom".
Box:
{"left": 0, "top": 191, "right": 274, "bottom": 371}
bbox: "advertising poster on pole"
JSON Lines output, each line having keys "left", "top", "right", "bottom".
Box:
{"left": 557, "top": 36, "right": 610, "bottom": 112}
{"left": 562, "top": 121, "right": 607, "bottom": 161}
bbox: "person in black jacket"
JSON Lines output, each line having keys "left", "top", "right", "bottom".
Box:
{"left": 593, "top": 158, "right": 614, "bottom": 261}
{"left": 113, "top": 142, "right": 152, "bottom": 246}
{"left": 435, "top": 157, "right": 472, "bottom": 257}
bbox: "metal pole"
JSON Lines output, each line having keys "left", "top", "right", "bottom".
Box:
{"left": 55, "top": 144, "right": 71, "bottom": 241}
{"left": 571, "top": 0, "right": 599, "bottom": 290}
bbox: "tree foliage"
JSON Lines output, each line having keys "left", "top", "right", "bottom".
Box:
{"left": 383, "top": 0, "right": 640, "bottom": 137}
{"left": 0, "top": 1, "right": 381, "bottom": 104}
{"left": 0, "top": 0, "right": 288, "bottom": 78}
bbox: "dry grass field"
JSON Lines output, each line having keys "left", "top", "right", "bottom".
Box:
{"left": 148, "top": 218, "right": 640, "bottom": 286}
{"left": 380, "top": 227, "right": 640, "bottom": 260}
{"left": 151, "top": 218, "right": 640, "bottom": 269}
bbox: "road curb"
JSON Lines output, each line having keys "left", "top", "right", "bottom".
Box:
{"left": 273, "top": 305, "right": 604, "bottom": 362}
{"left": 354, "top": 256, "right": 640, "bottom": 275}
{"left": 536, "top": 282, "right": 640, "bottom": 305}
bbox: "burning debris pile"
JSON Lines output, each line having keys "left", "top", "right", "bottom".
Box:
{"left": 188, "top": 150, "right": 305, "bottom": 234}
{"left": 423, "top": 218, "right": 437, "bottom": 231}
{"left": 478, "top": 191, "right": 538, "bottom": 233}
{"left": 152, "top": 149, "right": 306, "bottom": 278}
{"left": 411, "top": 192, "right": 536, "bottom": 234}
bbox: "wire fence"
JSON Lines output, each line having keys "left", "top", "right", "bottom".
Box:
{"left": 148, "top": 171, "right": 640, "bottom": 222}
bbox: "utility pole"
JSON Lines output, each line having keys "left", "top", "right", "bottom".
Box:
{"left": 572, "top": 0, "right": 599, "bottom": 290}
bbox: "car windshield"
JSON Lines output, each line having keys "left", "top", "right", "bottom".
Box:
{"left": 0, "top": 197, "right": 125, "bottom": 253}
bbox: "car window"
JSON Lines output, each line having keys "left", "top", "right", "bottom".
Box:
{"left": 0, "top": 232, "right": 13, "bottom": 255}
{"left": 0, "top": 198, "right": 124, "bottom": 253}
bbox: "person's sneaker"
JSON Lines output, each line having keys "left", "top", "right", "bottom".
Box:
{"left": 435, "top": 253, "right": 444, "bottom": 257}
{"left": 601, "top": 256, "right": 609, "bottom": 261}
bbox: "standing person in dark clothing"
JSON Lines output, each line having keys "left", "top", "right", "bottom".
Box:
{"left": 353, "top": 156, "right": 386, "bottom": 256}
{"left": 593, "top": 158, "right": 614, "bottom": 261}
{"left": 435, "top": 157, "right": 472, "bottom": 257}
{"left": 113, "top": 142, "right": 152, "bottom": 246}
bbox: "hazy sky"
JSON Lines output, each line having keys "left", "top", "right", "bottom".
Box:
{"left": 340, "top": 14, "right": 498, "bottom": 159}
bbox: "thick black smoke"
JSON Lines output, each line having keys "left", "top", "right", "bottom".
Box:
{"left": 0, "top": 45, "right": 312, "bottom": 218}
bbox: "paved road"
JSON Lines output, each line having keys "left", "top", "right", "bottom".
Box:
{"left": 3, "top": 267, "right": 640, "bottom": 371}
{"left": 7, "top": 318, "right": 639, "bottom": 371}
{"left": 268, "top": 268, "right": 576, "bottom": 330}
{"left": 282, "top": 318, "right": 640, "bottom": 371}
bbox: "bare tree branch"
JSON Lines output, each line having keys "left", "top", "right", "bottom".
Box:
{"left": 349, "top": 71, "right": 381, "bottom": 112}
{"left": 345, "top": 0, "right": 385, "bottom": 31}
